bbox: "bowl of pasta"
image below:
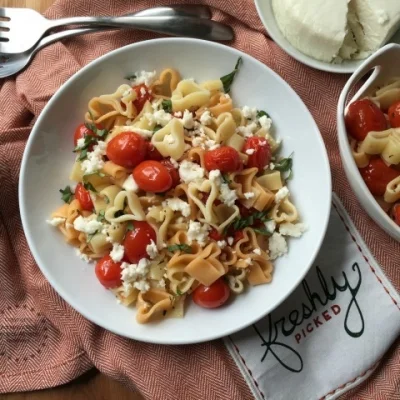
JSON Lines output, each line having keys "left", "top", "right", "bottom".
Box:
{"left": 19, "top": 38, "right": 331, "bottom": 343}
{"left": 338, "top": 43, "right": 400, "bottom": 241}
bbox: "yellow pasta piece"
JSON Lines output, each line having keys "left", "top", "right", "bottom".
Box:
{"left": 350, "top": 139, "right": 370, "bottom": 168}
{"left": 209, "top": 93, "right": 233, "bottom": 116}
{"left": 384, "top": 176, "right": 400, "bottom": 203}
{"left": 151, "top": 118, "right": 185, "bottom": 160}
{"left": 257, "top": 172, "right": 283, "bottom": 191}
{"left": 360, "top": 129, "right": 391, "bottom": 154}
{"left": 136, "top": 289, "right": 175, "bottom": 323}
{"left": 215, "top": 112, "right": 236, "bottom": 142}
{"left": 105, "top": 190, "right": 145, "bottom": 223}
{"left": 171, "top": 80, "right": 210, "bottom": 112}
{"left": 151, "top": 68, "right": 181, "bottom": 97}
{"left": 270, "top": 197, "right": 299, "bottom": 223}
{"left": 382, "top": 128, "right": 400, "bottom": 165}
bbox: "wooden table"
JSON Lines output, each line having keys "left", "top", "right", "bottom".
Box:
{"left": 0, "top": 0, "right": 142, "bottom": 398}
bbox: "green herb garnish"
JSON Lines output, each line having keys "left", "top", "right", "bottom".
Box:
{"left": 87, "top": 230, "right": 99, "bottom": 243}
{"left": 220, "top": 57, "right": 242, "bottom": 93}
{"left": 153, "top": 124, "right": 163, "bottom": 132}
{"left": 83, "top": 182, "right": 97, "bottom": 192}
{"left": 221, "top": 174, "right": 231, "bottom": 184}
{"left": 97, "top": 210, "right": 106, "bottom": 222}
{"left": 253, "top": 227, "right": 273, "bottom": 236}
{"left": 274, "top": 153, "right": 293, "bottom": 180}
{"left": 84, "top": 111, "right": 109, "bottom": 140}
{"left": 74, "top": 135, "right": 98, "bottom": 161}
{"left": 59, "top": 186, "right": 74, "bottom": 204}
{"left": 257, "top": 110, "right": 270, "bottom": 119}
{"left": 224, "top": 210, "right": 270, "bottom": 234}
{"left": 176, "top": 288, "right": 183, "bottom": 296}
{"left": 126, "top": 221, "right": 134, "bottom": 231}
{"left": 104, "top": 195, "right": 110, "bottom": 204}
{"left": 161, "top": 99, "right": 172, "bottom": 113}
{"left": 124, "top": 74, "right": 137, "bottom": 81}
{"left": 167, "top": 244, "right": 192, "bottom": 254}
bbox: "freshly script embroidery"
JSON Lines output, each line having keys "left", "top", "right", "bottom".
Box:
{"left": 253, "top": 262, "right": 364, "bottom": 373}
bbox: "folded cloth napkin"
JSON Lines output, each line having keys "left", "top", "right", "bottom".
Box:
{"left": 225, "top": 193, "right": 400, "bottom": 400}
{"left": 0, "top": 0, "right": 399, "bottom": 399}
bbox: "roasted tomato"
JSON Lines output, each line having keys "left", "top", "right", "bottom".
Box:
{"left": 133, "top": 160, "right": 173, "bottom": 193}
{"left": 204, "top": 146, "right": 242, "bottom": 173}
{"left": 95, "top": 255, "right": 122, "bottom": 288}
{"left": 123, "top": 221, "right": 157, "bottom": 264}
{"left": 192, "top": 278, "right": 230, "bottom": 309}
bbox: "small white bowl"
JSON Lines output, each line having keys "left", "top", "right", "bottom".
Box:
{"left": 19, "top": 38, "right": 331, "bottom": 344}
{"left": 337, "top": 43, "right": 400, "bottom": 241}
{"left": 254, "top": 0, "right": 400, "bottom": 74}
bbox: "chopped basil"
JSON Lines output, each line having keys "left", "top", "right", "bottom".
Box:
{"left": 97, "top": 210, "right": 106, "bottom": 222}
{"left": 220, "top": 57, "right": 242, "bottom": 93}
{"left": 83, "top": 182, "right": 97, "bottom": 192}
{"left": 126, "top": 221, "right": 134, "bottom": 231}
{"left": 221, "top": 174, "right": 231, "bottom": 184}
{"left": 84, "top": 111, "right": 109, "bottom": 140}
{"left": 161, "top": 99, "right": 172, "bottom": 113}
{"left": 103, "top": 195, "right": 110, "bottom": 204}
{"left": 153, "top": 124, "right": 163, "bottom": 132}
{"left": 167, "top": 244, "right": 192, "bottom": 254}
{"left": 59, "top": 186, "right": 73, "bottom": 204}
{"left": 274, "top": 153, "right": 293, "bottom": 180}
{"left": 125, "top": 74, "right": 137, "bottom": 81}
{"left": 257, "top": 110, "right": 270, "bottom": 119}
{"left": 224, "top": 210, "right": 270, "bottom": 234}
{"left": 253, "top": 227, "right": 272, "bottom": 236}
{"left": 176, "top": 288, "right": 183, "bottom": 296}
{"left": 87, "top": 230, "right": 99, "bottom": 243}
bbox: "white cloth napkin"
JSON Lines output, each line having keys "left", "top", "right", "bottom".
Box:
{"left": 225, "top": 193, "right": 400, "bottom": 400}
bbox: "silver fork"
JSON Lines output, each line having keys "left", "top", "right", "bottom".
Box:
{"left": 0, "top": 6, "right": 212, "bottom": 78}
{"left": 0, "top": 7, "right": 233, "bottom": 54}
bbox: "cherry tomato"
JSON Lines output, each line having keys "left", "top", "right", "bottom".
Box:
{"left": 209, "top": 228, "right": 224, "bottom": 241}
{"left": 242, "top": 137, "right": 271, "bottom": 170}
{"left": 133, "top": 84, "right": 153, "bottom": 113}
{"left": 73, "top": 123, "right": 96, "bottom": 147}
{"left": 133, "top": 160, "right": 173, "bottom": 193}
{"left": 146, "top": 142, "right": 163, "bottom": 161}
{"left": 123, "top": 221, "right": 157, "bottom": 263}
{"left": 75, "top": 183, "right": 94, "bottom": 211}
{"left": 106, "top": 131, "right": 147, "bottom": 169}
{"left": 391, "top": 204, "right": 400, "bottom": 226}
{"left": 95, "top": 255, "right": 122, "bottom": 288}
{"left": 193, "top": 278, "right": 230, "bottom": 309}
{"left": 360, "top": 157, "right": 400, "bottom": 196}
{"left": 160, "top": 159, "right": 180, "bottom": 188}
{"left": 204, "top": 146, "right": 242, "bottom": 173}
{"left": 388, "top": 100, "right": 400, "bottom": 128}
{"left": 345, "top": 99, "right": 387, "bottom": 141}
{"left": 237, "top": 203, "right": 253, "bottom": 218}
{"left": 233, "top": 230, "right": 244, "bottom": 243}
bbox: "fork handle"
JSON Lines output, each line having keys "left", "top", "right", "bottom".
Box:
{"left": 45, "top": 15, "right": 233, "bottom": 41}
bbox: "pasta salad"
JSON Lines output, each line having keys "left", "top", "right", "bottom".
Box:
{"left": 47, "top": 59, "right": 306, "bottom": 323}
{"left": 346, "top": 80, "right": 400, "bottom": 227}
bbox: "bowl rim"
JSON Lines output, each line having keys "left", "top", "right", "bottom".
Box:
{"left": 19, "top": 37, "right": 332, "bottom": 343}
{"left": 337, "top": 43, "right": 400, "bottom": 242}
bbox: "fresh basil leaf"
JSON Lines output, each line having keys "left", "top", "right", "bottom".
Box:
{"left": 153, "top": 124, "right": 163, "bottom": 132}
{"left": 126, "top": 221, "right": 134, "bottom": 231}
{"left": 103, "top": 195, "right": 110, "bottom": 204}
{"left": 220, "top": 57, "right": 242, "bottom": 93}
{"left": 97, "top": 210, "right": 106, "bottom": 222}
{"left": 161, "top": 99, "right": 172, "bottom": 113}
{"left": 125, "top": 74, "right": 137, "bottom": 81}
{"left": 176, "top": 288, "right": 183, "bottom": 296}
{"left": 83, "top": 182, "right": 97, "bottom": 192}
{"left": 274, "top": 153, "right": 293, "bottom": 180}
{"left": 59, "top": 186, "right": 73, "bottom": 204}
{"left": 167, "top": 244, "right": 192, "bottom": 254}
{"left": 253, "top": 227, "right": 272, "bottom": 236}
{"left": 221, "top": 174, "right": 231, "bottom": 184}
{"left": 257, "top": 110, "right": 270, "bottom": 119}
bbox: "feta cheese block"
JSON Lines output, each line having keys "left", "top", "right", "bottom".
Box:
{"left": 272, "top": 0, "right": 350, "bottom": 62}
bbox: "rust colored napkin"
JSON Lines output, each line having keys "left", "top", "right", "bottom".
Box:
{"left": 0, "top": 0, "right": 399, "bottom": 398}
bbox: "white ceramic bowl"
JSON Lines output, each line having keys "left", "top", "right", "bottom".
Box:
{"left": 254, "top": 0, "right": 400, "bottom": 74}
{"left": 19, "top": 38, "right": 331, "bottom": 344}
{"left": 337, "top": 43, "right": 400, "bottom": 241}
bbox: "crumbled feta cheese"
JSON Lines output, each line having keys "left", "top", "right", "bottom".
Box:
{"left": 279, "top": 222, "right": 307, "bottom": 238}
{"left": 244, "top": 192, "right": 255, "bottom": 199}
{"left": 245, "top": 148, "right": 255, "bottom": 155}
{"left": 242, "top": 106, "right": 257, "bottom": 120}
{"left": 80, "top": 140, "right": 106, "bottom": 175}
{"left": 244, "top": 257, "right": 253, "bottom": 265}
{"left": 227, "top": 237, "right": 234, "bottom": 246}
{"left": 274, "top": 186, "right": 289, "bottom": 204}
{"left": 122, "top": 126, "right": 153, "bottom": 139}
{"left": 192, "top": 136, "right": 204, "bottom": 148}
{"left": 73, "top": 216, "right": 103, "bottom": 234}
{"left": 140, "top": 86, "right": 147, "bottom": 96}
{"left": 75, "top": 248, "right": 91, "bottom": 263}
{"left": 165, "top": 134, "right": 175, "bottom": 145}
{"left": 146, "top": 240, "right": 158, "bottom": 259}
{"left": 187, "top": 221, "right": 211, "bottom": 245}
{"left": 122, "top": 175, "right": 139, "bottom": 192}
{"left": 121, "top": 258, "right": 150, "bottom": 294}
{"left": 66, "top": 222, "right": 73, "bottom": 229}
{"left": 224, "top": 94, "right": 231, "bottom": 99}
{"left": 253, "top": 248, "right": 262, "bottom": 255}
{"left": 204, "top": 139, "right": 220, "bottom": 150}
{"left": 174, "top": 111, "right": 183, "bottom": 118}
{"left": 219, "top": 183, "right": 238, "bottom": 206}
{"left": 265, "top": 220, "right": 276, "bottom": 233}
{"left": 179, "top": 160, "right": 205, "bottom": 183}
{"left": 270, "top": 162, "right": 275, "bottom": 170}
{"left": 176, "top": 217, "right": 185, "bottom": 224}
{"left": 163, "top": 198, "right": 191, "bottom": 217}
{"left": 46, "top": 217, "right": 65, "bottom": 226}
{"left": 269, "top": 232, "right": 288, "bottom": 260}
{"left": 200, "top": 110, "right": 213, "bottom": 125}
{"left": 217, "top": 240, "right": 227, "bottom": 249}
{"left": 259, "top": 115, "right": 272, "bottom": 131}
{"left": 145, "top": 109, "right": 172, "bottom": 126}
{"left": 158, "top": 279, "right": 166, "bottom": 288}
{"left": 180, "top": 110, "right": 195, "bottom": 130}
{"left": 151, "top": 98, "right": 163, "bottom": 111}
{"left": 133, "top": 280, "right": 150, "bottom": 292}
{"left": 131, "top": 70, "right": 156, "bottom": 87}
{"left": 209, "top": 169, "right": 221, "bottom": 182}
{"left": 110, "top": 243, "right": 125, "bottom": 262}
{"left": 169, "top": 157, "right": 179, "bottom": 169}
{"left": 236, "top": 122, "right": 258, "bottom": 138}
{"left": 76, "top": 138, "right": 85, "bottom": 149}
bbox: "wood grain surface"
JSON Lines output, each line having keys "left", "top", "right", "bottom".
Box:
{"left": 0, "top": 0, "right": 143, "bottom": 398}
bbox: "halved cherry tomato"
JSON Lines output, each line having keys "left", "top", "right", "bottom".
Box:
{"left": 95, "top": 255, "right": 122, "bottom": 288}
{"left": 388, "top": 100, "right": 400, "bottom": 128}
{"left": 204, "top": 146, "right": 242, "bottom": 172}
{"left": 133, "top": 160, "right": 173, "bottom": 193}
{"left": 106, "top": 131, "right": 147, "bottom": 169}
{"left": 391, "top": 203, "right": 400, "bottom": 226}
{"left": 233, "top": 230, "right": 244, "bottom": 243}
{"left": 146, "top": 142, "right": 163, "bottom": 161}
{"left": 123, "top": 221, "right": 157, "bottom": 264}
{"left": 360, "top": 157, "right": 400, "bottom": 196}
{"left": 73, "top": 123, "right": 96, "bottom": 147}
{"left": 192, "top": 278, "right": 230, "bottom": 309}
{"left": 75, "top": 183, "right": 94, "bottom": 211}
{"left": 242, "top": 137, "right": 271, "bottom": 171}
{"left": 237, "top": 203, "right": 253, "bottom": 218}
{"left": 133, "top": 84, "right": 153, "bottom": 113}
{"left": 160, "top": 159, "right": 180, "bottom": 188}
{"left": 209, "top": 228, "right": 224, "bottom": 241}
{"left": 345, "top": 99, "right": 387, "bottom": 141}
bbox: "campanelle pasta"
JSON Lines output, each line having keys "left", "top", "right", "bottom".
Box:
{"left": 346, "top": 80, "right": 400, "bottom": 227}
{"left": 47, "top": 63, "right": 306, "bottom": 324}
